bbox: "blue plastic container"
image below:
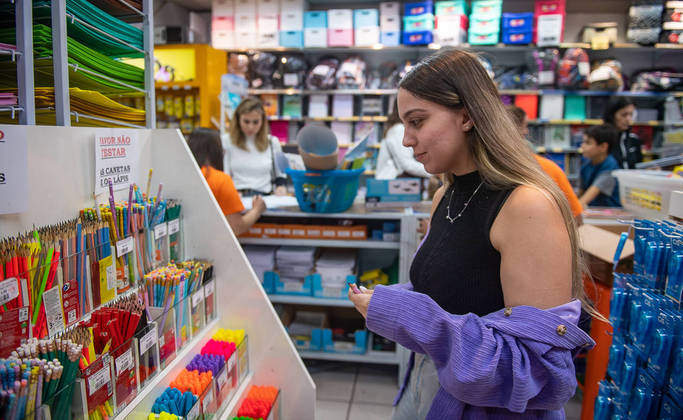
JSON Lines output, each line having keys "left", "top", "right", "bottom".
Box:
{"left": 502, "top": 30, "right": 532, "bottom": 44}
{"left": 268, "top": 271, "right": 313, "bottom": 296}
{"left": 286, "top": 168, "right": 363, "bottom": 213}
{"left": 502, "top": 12, "right": 533, "bottom": 31}
{"left": 279, "top": 30, "right": 304, "bottom": 48}
{"left": 304, "top": 11, "right": 327, "bottom": 28}
{"left": 353, "top": 9, "right": 379, "bottom": 28}
{"left": 381, "top": 31, "right": 401, "bottom": 46}
{"left": 322, "top": 329, "right": 367, "bottom": 354}
{"left": 404, "top": 1, "right": 433, "bottom": 16}
{"left": 402, "top": 30, "right": 434, "bottom": 45}
{"left": 403, "top": 14, "right": 435, "bottom": 32}
{"left": 311, "top": 274, "right": 354, "bottom": 299}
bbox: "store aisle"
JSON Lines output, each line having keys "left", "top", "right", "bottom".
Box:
{"left": 309, "top": 361, "right": 583, "bottom": 420}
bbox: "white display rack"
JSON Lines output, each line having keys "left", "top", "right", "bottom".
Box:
{"left": 0, "top": 125, "right": 315, "bottom": 419}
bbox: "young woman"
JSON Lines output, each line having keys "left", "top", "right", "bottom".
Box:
{"left": 603, "top": 96, "right": 643, "bottom": 169}
{"left": 349, "top": 49, "right": 594, "bottom": 419}
{"left": 188, "top": 128, "right": 266, "bottom": 236}
{"left": 222, "top": 97, "right": 287, "bottom": 196}
{"left": 376, "top": 98, "right": 431, "bottom": 180}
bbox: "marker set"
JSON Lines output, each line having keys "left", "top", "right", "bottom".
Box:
{"left": 150, "top": 329, "right": 248, "bottom": 420}
{"left": 234, "top": 386, "right": 280, "bottom": 420}
{"left": 597, "top": 219, "right": 683, "bottom": 419}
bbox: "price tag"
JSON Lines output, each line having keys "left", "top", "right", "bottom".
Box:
{"left": 283, "top": 282, "right": 303, "bottom": 292}
{"left": 116, "top": 236, "right": 134, "bottom": 257}
{"left": 106, "top": 260, "right": 116, "bottom": 291}
{"left": 186, "top": 399, "right": 201, "bottom": 420}
{"left": 140, "top": 325, "right": 158, "bottom": 355}
{"left": 578, "top": 62, "right": 590, "bottom": 76}
{"left": 228, "top": 354, "right": 236, "bottom": 372}
{"left": 217, "top": 366, "right": 228, "bottom": 389}
{"left": 168, "top": 219, "right": 180, "bottom": 235}
{"left": 88, "top": 364, "right": 111, "bottom": 396}
{"left": 539, "top": 71, "right": 554, "bottom": 86}
{"left": 203, "top": 388, "right": 214, "bottom": 408}
{"left": 0, "top": 278, "right": 19, "bottom": 306}
{"left": 192, "top": 291, "right": 204, "bottom": 308}
{"left": 283, "top": 73, "right": 298, "bottom": 87}
{"left": 154, "top": 222, "right": 168, "bottom": 240}
{"left": 203, "top": 280, "right": 215, "bottom": 299}
{"left": 115, "top": 349, "right": 134, "bottom": 376}
{"left": 322, "top": 287, "right": 341, "bottom": 298}
{"left": 43, "top": 286, "right": 65, "bottom": 338}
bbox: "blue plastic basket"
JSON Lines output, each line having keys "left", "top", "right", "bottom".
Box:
{"left": 286, "top": 168, "right": 363, "bottom": 213}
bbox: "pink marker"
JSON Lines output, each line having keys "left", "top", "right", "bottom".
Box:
{"left": 348, "top": 279, "right": 362, "bottom": 294}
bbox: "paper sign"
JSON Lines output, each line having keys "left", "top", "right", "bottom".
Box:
{"left": 0, "top": 306, "right": 29, "bottom": 358}
{"left": 115, "top": 349, "right": 134, "bottom": 376}
{"left": 116, "top": 236, "right": 134, "bottom": 257}
{"left": 140, "top": 325, "right": 158, "bottom": 355}
{"left": 168, "top": 219, "right": 180, "bottom": 235}
{"left": 154, "top": 223, "right": 168, "bottom": 240}
{"left": 43, "top": 286, "right": 65, "bottom": 338}
{"left": 94, "top": 129, "right": 140, "bottom": 196}
{"left": 192, "top": 291, "right": 204, "bottom": 308}
{"left": 0, "top": 278, "right": 19, "bottom": 305}
{"left": 203, "top": 280, "right": 215, "bottom": 298}
{"left": 88, "top": 364, "right": 111, "bottom": 396}
{"left": 0, "top": 126, "right": 28, "bottom": 214}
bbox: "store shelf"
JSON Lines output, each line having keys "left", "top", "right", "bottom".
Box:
{"left": 268, "top": 294, "right": 354, "bottom": 307}
{"left": 535, "top": 146, "right": 581, "bottom": 154}
{"left": 259, "top": 205, "right": 408, "bottom": 219}
{"left": 267, "top": 115, "right": 388, "bottom": 122}
{"left": 156, "top": 80, "right": 201, "bottom": 90}
{"left": 299, "top": 350, "right": 399, "bottom": 365}
{"left": 499, "top": 89, "right": 683, "bottom": 98}
{"left": 239, "top": 237, "right": 400, "bottom": 249}
{"left": 224, "top": 43, "right": 683, "bottom": 54}
{"left": 250, "top": 88, "right": 398, "bottom": 95}
{"left": 529, "top": 119, "right": 683, "bottom": 127}
{"left": 0, "top": 105, "right": 23, "bottom": 119}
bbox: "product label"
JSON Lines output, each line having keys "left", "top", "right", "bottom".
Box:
{"left": 202, "top": 387, "right": 214, "bottom": 410}
{"left": 228, "top": 354, "right": 236, "bottom": 372}
{"left": 539, "top": 70, "right": 554, "bottom": 86}
{"left": 62, "top": 279, "right": 80, "bottom": 326}
{"left": 0, "top": 306, "right": 29, "bottom": 358}
{"left": 322, "top": 287, "right": 341, "bottom": 298}
{"left": 283, "top": 282, "right": 303, "bottom": 292}
{"left": 168, "top": 219, "right": 180, "bottom": 235}
{"left": 192, "top": 291, "right": 204, "bottom": 308}
{"left": 283, "top": 73, "right": 298, "bottom": 87}
{"left": 43, "top": 286, "right": 65, "bottom": 338}
{"left": 116, "top": 236, "right": 134, "bottom": 257}
{"left": 187, "top": 399, "right": 201, "bottom": 420}
{"left": 139, "top": 325, "right": 158, "bottom": 355}
{"left": 217, "top": 366, "right": 228, "bottom": 389}
{"left": 203, "top": 280, "right": 215, "bottom": 298}
{"left": 154, "top": 222, "right": 168, "bottom": 240}
{"left": 88, "top": 363, "right": 111, "bottom": 396}
{"left": 115, "top": 349, "right": 134, "bottom": 376}
{"left": 0, "top": 277, "right": 19, "bottom": 306}
{"left": 537, "top": 14, "right": 563, "bottom": 46}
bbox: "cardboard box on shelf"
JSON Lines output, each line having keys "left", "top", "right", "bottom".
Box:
{"left": 578, "top": 224, "right": 634, "bottom": 287}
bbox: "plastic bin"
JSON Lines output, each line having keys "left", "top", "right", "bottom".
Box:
{"left": 502, "top": 30, "right": 532, "bottom": 44}
{"left": 613, "top": 170, "right": 683, "bottom": 219}
{"left": 404, "top": 1, "right": 433, "bottom": 16}
{"left": 502, "top": 12, "right": 533, "bottom": 31}
{"left": 402, "top": 30, "right": 434, "bottom": 45}
{"left": 311, "top": 273, "right": 354, "bottom": 299}
{"left": 286, "top": 168, "right": 363, "bottom": 213}
{"left": 268, "top": 271, "right": 314, "bottom": 296}
{"left": 403, "top": 14, "right": 435, "bottom": 32}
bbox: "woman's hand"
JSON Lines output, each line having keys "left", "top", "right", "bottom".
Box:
{"left": 252, "top": 195, "right": 266, "bottom": 215}
{"left": 274, "top": 185, "right": 287, "bottom": 196}
{"left": 348, "top": 286, "right": 374, "bottom": 319}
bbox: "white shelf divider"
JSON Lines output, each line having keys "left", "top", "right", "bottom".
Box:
{"left": 268, "top": 294, "right": 355, "bottom": 308}
{"left": 0, "top": 125, "right": 315, "bottom": 419}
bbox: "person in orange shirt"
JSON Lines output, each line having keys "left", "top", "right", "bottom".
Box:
{"left": 507, "top": 106, "right": 584, "bottom": 221}
{"left": 187, "top": 128, "right": 266, "bottom": 236}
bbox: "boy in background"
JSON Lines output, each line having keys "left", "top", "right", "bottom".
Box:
{"left": 579, "top": 124, "right": 621, "bottom": 207}
{"left": 506, "top": 106, "right": 584, "bottom": 220}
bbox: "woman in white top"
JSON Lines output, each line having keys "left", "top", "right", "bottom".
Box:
{"left": 376, "top": 98, "right": 431, "bottom": 180}
{"left": 222, "top": 97, "right": 287, "bottom": 196}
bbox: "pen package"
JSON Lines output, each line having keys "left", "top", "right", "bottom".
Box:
{"left": 147, "top": 305, "right": 177, "bottom": 370}
{"left": 190, "top": 289, "right": 206, "bottom": 338}
{"left": 203, "top": 278, "right": 217, "bottom": 323}
{"left": 659, "top": 393, "right": 683, "bottom": 420}
{"left": 166, "top": 201, "right": 183, "bottom": 263}
{"left": 79, "top": 353, "right": 115, "bottom": 420}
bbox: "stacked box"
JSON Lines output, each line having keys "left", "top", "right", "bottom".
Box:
{"left": 354, "top": 9, "right": 380, "bottom": 46}
{"left": 534, "top": 0, "right": 565, "bottom": 46}
{"left": 279, "top": 0, "right": 304, "bottom": 47}
{"left": 502, "top": 12, "right": 533, "bottom": 44}
{"left": 380, "top": 2, "right": 401, "bottom": 46}
{"left": 257, "top": 0, "right": 279, "bottom": 47}
{"left": 328, "top": 9, "right": 353, "bottom": 47}
{"left": 628, "top": 3, "right": 664, "bottom": 45}
{"left": 434, "top": 0, "right": 468, "bottom": 45}
{"left": 661, "top": 2, "right": 683, "bottom": 44}
{"left": 235, "top": 0, "right": 257, "bottom": 48}
{"left": 402, "top": 1, "right": 434, "bottom": 45}
{"left": 304, "top": 11, "right": 327, "bottom": 47}
{"left": 212, "top": 0, "right": 235, "bottom": 49}
{"left": 469, "top": 0, "right": 502, "bottom": 45}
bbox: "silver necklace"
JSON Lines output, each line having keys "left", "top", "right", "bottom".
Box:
{"left": 446, "top": 181, "right": 484, "bottom": 224}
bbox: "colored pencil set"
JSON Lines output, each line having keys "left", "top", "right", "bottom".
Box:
{"left": 0, "top": 337, "right": 84, "bottom": 420}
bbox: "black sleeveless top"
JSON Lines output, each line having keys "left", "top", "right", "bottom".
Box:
{"left": 410, "top": 171, "right": 513, "bottom": 317}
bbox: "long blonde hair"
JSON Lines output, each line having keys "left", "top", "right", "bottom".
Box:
{"left": 230, "top": 97, "right": 269, "bottom": 152}
{"left": 399, "top": 48, "right": 586, "bottom": 302}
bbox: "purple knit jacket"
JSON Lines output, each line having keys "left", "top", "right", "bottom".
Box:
{"left": 366, "top": 283, "right": 595, "bottom": 419}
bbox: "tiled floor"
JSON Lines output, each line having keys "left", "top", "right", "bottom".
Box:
{"left": 309, "top": 361, "right": 584, "bottom": 420}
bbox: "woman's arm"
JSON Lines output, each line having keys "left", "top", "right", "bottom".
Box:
{"left": 226, "top": 196, "right": 266, "bottom": 236}
{"left": 270, "top": 136, "right": 287, "bottom": 195}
